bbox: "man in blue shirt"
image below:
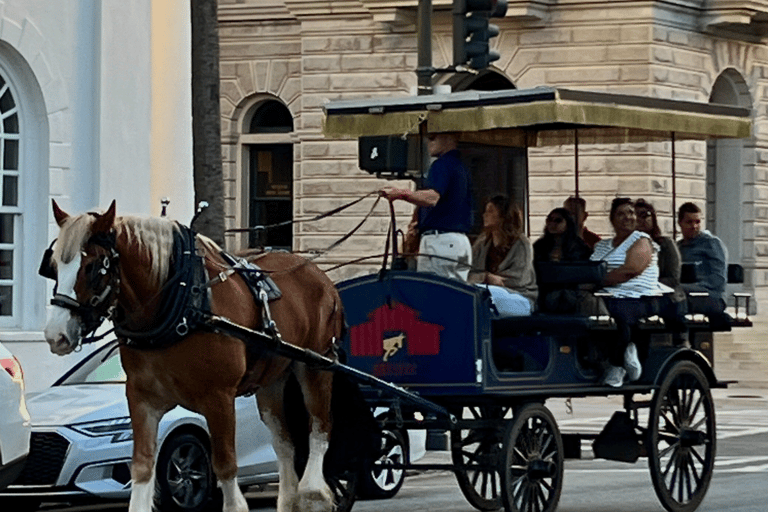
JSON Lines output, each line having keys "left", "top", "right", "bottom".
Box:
{"left": 380, "top": 132, "right": 473, "bottom": 280}
{"left": 677, "top": 202, "right": 729, "bottom": 324}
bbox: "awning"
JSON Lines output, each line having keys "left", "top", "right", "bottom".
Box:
{"left": 322, "top": 87, "right": 752, "bottom": 146}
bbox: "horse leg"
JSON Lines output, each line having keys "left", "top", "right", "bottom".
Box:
{"left": 257, "top": 380, "right": 301, "bottom": 512}
{"left": 294, "top": 364, "right": 334, "bottom": 512}
{"left": 126, "top": 393, "right": 165, "bottom": 512}
{"left": 200, "top": 391, "right": 249, "bottom": 512}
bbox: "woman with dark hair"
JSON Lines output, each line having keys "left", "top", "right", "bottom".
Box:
{"left": 533, "top": 208, "right": 594, "bottom": 313}
{"left": 590, "top": 197, "right": 673, "bottom": 387}
{"left": 468, "top": 195, "right": 537, "bottom": 317}
{"left": 533, "top": 207, "right": 592, "bottom": 263}
{"left": 634, "top": 198, "right": 688, "bottom": 344}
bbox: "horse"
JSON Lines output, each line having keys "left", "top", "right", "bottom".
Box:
{"left": 42, "top": 199, "right": 346, "bottom": 512}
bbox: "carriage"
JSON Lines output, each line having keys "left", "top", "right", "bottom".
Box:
{"left": 39, "top": 87, "right": 753, "bottom": 512}
{"left": 319, "top": 87, "right": 754, "bottom": 512}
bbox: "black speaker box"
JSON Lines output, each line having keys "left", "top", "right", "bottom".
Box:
{"left": 358, "top": 136, "right": 409, "bottom": 174}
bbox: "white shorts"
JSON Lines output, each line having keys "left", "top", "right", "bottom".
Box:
{"left": 417, "top": 232, "right": 472, "bottom": 282}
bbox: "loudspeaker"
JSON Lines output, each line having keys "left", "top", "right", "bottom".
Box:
{"left": 358, "top": 136, "right": 408, "bottom": 174}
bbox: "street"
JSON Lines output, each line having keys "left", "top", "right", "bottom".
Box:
{"left": 34, "top": 388, "right": 767, "bottom": 512}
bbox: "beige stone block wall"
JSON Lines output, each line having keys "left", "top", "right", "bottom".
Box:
{"left": 217, "top": 1, "right": 768, "bottom": 307}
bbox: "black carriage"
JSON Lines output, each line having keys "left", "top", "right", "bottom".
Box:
{"left": 320, "top": 87, "right": 753, "bottom": 512}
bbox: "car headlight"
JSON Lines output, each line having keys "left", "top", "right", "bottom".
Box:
{"left": 70, "top": 417, "right": 133, "bottom": 443}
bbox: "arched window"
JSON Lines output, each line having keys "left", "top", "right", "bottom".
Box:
{"left": 708, "top": 69, "right": 752, "bottom": 264}
{"left": 0, "top": 73, "right": 20, "bottom": 320}
{"left": 246, "top": 100, "right": 293, "bottom": 249}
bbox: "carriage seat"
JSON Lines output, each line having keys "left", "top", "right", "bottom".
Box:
{"left": 680, "top": 263, "right": 752, "bottom": 329}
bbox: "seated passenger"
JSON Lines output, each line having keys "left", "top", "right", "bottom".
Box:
{"left": 564, "top": 196, "right": 601, "bottom": 249}
{"left": 635, "top": 199, "right": 688, "bottom": 345}
{"left": 677, "top": 202, "right": 730, "bottom": 328}
{"left": 468, "top": 195, "right": 537, "bottom": 317}
{"left": 590, "top": 198, "right": 674, "bottom": 387}
{"left": 533, "top": 207, "right": 597, "bottom": 314}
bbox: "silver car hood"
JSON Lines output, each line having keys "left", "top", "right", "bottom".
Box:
{"left": 26, "top": 384, "right": 128, "bottom": 427}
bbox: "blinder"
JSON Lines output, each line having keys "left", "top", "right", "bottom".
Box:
{"left": 41, "top": 230, "right": 121, "bottom": 340}
{"left": 38, "top": 239, "right": 57, "bottom": 281}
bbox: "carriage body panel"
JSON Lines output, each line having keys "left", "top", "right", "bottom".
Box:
{"left": 338, "top": 270, "right": 723, "bottom": 400}
{"left": 338, "top": 271, "right": 486, "bottom": 395}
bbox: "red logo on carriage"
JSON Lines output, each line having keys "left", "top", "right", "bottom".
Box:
{"left": 349, "top": 303, "right": 444, "bottom": 358}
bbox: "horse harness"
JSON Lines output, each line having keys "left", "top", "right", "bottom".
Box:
{"left": 40, "top": 223, "right": 284, "bottom": 350}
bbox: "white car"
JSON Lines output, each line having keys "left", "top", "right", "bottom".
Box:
{"left": 0, "top": 340, "right": 424, "bottom": 511}
{"left": 0, "top": 341, "right": 30, "bottom": 490}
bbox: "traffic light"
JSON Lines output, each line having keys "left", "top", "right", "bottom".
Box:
{"left": 453, "top": 0, "right": 507, "bottom": 70}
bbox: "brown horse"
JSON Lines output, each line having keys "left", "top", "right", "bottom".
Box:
{"left": 42, "top": 200, "right": 345, "bottom": 512}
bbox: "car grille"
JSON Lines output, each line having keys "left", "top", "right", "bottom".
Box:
{"left": 14, "top": 432, "right": 70, "bottom": 485}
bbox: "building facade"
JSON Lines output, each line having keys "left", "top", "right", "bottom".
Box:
{"left": 0, "top": 1, "right": 195, "bottom": 391}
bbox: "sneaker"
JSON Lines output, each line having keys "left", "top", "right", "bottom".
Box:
{"left": 603, "top": 365, "right": 626, "bottom": 388}
{"left": 624, "top": 343, "right": 642, "bottom": 382}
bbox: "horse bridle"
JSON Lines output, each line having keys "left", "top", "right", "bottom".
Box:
{"left": 39, "top": 231, "right": 122, "bottom": 340}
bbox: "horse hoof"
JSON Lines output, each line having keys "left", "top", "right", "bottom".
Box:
{"left": 298, "top": 489, "right": 334, "bottom": 512}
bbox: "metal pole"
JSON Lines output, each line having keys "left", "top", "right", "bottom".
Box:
{"left": 574, "top": 129, "right": 579, "bottom": 197}
{"left": 671, "top": 132, "right": 677, "bottom": 240}
{"left": 416, "top": 0, "right": 433, "bottom": 96}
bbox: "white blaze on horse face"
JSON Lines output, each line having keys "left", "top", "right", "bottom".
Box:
{"left": 44, "top": 252, "right": 82, "bottom": 355}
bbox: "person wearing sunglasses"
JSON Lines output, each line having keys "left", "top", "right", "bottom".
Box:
{"left": 590, "top": 197, "right": 674, "bottom": 387}
{"left": 635, "top": 199, "right": 689, "bottom": 346}
{"left": 533, "top": 207, "right": 596, "bottom": 314}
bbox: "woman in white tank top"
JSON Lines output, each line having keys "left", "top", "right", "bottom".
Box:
{"left": 590, "top": 198, "right": 673, "bottom": 387}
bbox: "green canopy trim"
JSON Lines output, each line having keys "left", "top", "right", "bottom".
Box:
{"left": 322, "top": 87, "right": 751, "bottom": 146}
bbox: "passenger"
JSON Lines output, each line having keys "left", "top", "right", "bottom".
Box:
{"left": 468, "top": 195, "right": 537, "bottom": 317}
{"left": 634, "top": 199, "right": 689, "bottom": 345}
{"left": 676, "top": 202, "right": 730, "bottom": 328}
{"left": 590, "top": 198, "right": 673, "bottom": 387}
{"left": 564, "top": 196, "right": 601, "bottom": 249}
{"left": 533, "top": 207, "right": 595, "bottom": 314}
{"left": 380, "top": 132, "right": 473, "bottom": 281}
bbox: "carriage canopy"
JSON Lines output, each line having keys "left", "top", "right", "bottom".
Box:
{"left": 322, "top": 86, "right": 752, "bottom": 146}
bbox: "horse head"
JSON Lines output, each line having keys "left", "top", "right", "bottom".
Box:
{"left": 43, "top": 199, "right": 121, "bottom": 355}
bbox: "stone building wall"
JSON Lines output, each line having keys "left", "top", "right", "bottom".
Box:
{"left": 217, "top": 1, "right": 768, "bottom": 309}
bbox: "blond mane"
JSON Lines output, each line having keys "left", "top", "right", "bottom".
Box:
{"left": 54, "top": 213, "right": 180, "bottom": 286}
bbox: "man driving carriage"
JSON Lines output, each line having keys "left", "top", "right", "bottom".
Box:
{"left": 379, "top": 132, "right": 473, "bottom": 281}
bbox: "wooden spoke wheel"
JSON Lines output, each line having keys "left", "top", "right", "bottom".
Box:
{"left": 450, "top": 405, "right": 511, "bottom": 511}
{"left": 328, "top": 467, "right": 358, "bottom": 512}
{"left": 647, "top": 361, "right": 716, "bottom": 512}
{"left": 500, "top": 404, "right": 564, "bottom": 512}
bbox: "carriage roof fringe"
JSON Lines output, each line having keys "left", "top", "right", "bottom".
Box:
{"left": 322, "top": 86, "right": 752, "bottom": 146}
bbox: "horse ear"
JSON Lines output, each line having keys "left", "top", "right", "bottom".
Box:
{"left": 52, "top": 199, "right": 69, "bottom": 227}
{"left": 92, "top": 200, "right": 117, "bottom": 234}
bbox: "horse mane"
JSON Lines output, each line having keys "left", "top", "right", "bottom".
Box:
{"left": 116, "top": 216, "right": 180, "bottom": 286}
{"left": 53, "top": 212, "right": 182, "bottom": 287}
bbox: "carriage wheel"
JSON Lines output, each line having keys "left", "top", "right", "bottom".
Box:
{"left": 501, "top": 403, "right": 564, "bottom": 512}
{"left": 450, "top": 405, "right": 511, "bottom": 511}
{"left": 328, "top": 467, "right": 359, "bottom": 512}
{"left": 647, "top": 361, "right": 716, "bottom": 512}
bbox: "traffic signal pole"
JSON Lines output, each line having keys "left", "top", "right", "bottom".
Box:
{"left": 416, "top": 0, "right": 434, "bottom": 96}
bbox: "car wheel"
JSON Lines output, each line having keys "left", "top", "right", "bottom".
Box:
{"left": 154, "top": 432, "right": 215, "bottom": 512}
{"left": 359, "top": 427, "right": 408, "bottom": 499}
